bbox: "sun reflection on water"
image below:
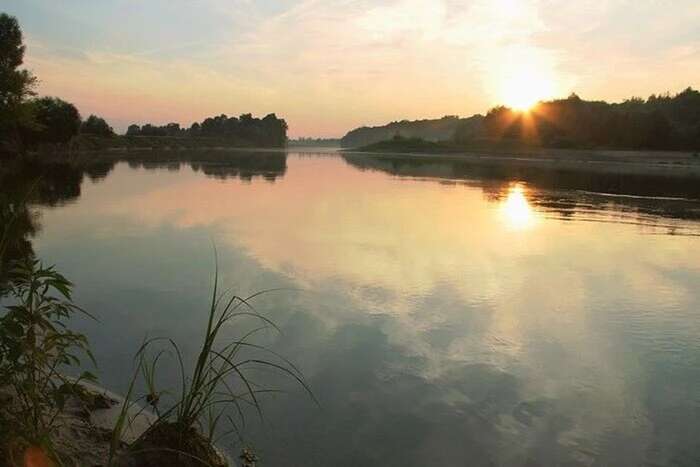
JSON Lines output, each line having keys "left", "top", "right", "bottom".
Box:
{"left": 501, "top": 184, "right": 536, "bottom": 229}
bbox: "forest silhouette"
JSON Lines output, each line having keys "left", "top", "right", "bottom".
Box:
{"left": 341, "top": 90, "right": 700, "bottom": 152}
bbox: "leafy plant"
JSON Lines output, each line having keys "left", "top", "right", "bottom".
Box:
{"left": 0, "top": 257, "right": 96, "bottom": 460}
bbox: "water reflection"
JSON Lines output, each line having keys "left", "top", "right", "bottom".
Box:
{"left": 342, "top": 153, "right": 700, "bottom": 235}
{"left": 0, "top": 149, "right": 287, "bottom": 277}
{"left": 0, "top": 159, "right": 89, "bottom": 279}
{"left": 125, "top": 150, "right": 288, "bottom": 182}
{"left": 501, "top": 184, "right": 537, "bottom": 230}
{"left": 2, "top": 151, "right": 700, "bottom": 466}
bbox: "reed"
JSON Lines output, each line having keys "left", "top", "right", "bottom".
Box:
{"left": 114, "top": 257, "right": 315, "bottom": 466}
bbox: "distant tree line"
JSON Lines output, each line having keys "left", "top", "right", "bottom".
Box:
{"left": 125, "top": 113, "right": 288, "bottom": 147}
{"left": 456, "top": 89, "right": 700, "bottom": 150}
{"left": 340, "top": 115, "right": 482, "bottom": 148}
{"left": 288, "top": 137, "right": 340, "bottom": 147}
{"left": 344, "top": 90, "right": 700, "bottom": 152}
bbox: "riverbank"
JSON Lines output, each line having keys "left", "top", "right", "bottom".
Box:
{"left": 0, "top": 383, "right": 145, "bottom": 466}
{"left": 0, "top": 381, "right": 235, "bottom": 467}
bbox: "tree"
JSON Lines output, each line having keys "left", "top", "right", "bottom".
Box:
{"left": 23, "top": 97, "right": 81, "bottom": 145}
{"left": 81, "top": 114, "right": 114, "bottom": 137}
{"left": 0, "top": 13, "right": 35, "bottom": 108}
{"left": 0, "top": 13, "right": 37, "bottom": 153}
{"left": 164, "top": 122, "right": 181, "bottom": 136}
{"left": 262, "top": 113, "right": 288, "bottom": 146}
{"left": 188, "top": 122, "right": 200, "bottom": 137}
{"left": 126, "top": 124, "right": 141, "bottom": 136}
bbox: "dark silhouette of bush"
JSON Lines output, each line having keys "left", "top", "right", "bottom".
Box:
{"left": 125, "top": 124, "right": 140, "bottom": 136}
{"left": 359, "top": 135, "right": 444, "bottom": 153}
{"left": 81, "top": 114, "right": 114, "bottom": 137}
{"left": 22, "top": 97, "right": 81, "bottom": 146}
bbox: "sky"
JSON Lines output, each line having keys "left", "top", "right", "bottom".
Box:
{"left": 3, "top": 0, "right": 700, "bottom": 137}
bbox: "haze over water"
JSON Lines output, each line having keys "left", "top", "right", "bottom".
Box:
{"left": 31, "top": 151, "right": 700, "bottom": 466}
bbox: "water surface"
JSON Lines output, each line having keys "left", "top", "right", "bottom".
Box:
{"left": 12, "top": 150, "right": 700, "bottom": 466}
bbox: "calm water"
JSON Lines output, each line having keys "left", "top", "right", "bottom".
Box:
{"left": 14, "top": 150, "right": 700, "bottom": 466}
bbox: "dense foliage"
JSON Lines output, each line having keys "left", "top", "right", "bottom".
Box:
{"left": 463, "top": 89, "right": 700, "bottom": 150}
{"left": 126, "top": 113, "right": 288, "bottom": 147}
{"left": 0, "top": 13, "right": 36, "bottom": 154}
{"left": 0, "top": 13, "right": 35, "bottom": 111}
{"left": 21, "top": 97, "right": 82, "bottom": 145}
{"left": 81, "top": 114, "right": 114, "bottom": 137}
{"left": 345, "top": 89, "right": 700, "bottom": 152}
{"left": 359, "top": 134, "right": 444, "bottom": 153}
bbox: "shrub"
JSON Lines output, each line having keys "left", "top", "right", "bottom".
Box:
{"left": 0, "top": 258, "right": 96, "bottom": 461}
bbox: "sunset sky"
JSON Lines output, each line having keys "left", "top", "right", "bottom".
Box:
{"left": 5, "top": 0, "right": 700, "bottom": 137}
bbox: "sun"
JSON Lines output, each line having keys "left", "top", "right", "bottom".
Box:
{"left": 499, "top": 63, "right": 557, "bottom": 111}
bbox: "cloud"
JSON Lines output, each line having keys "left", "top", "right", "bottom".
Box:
{"left": 15, "top": 0, "right": 700, "bottom": 136}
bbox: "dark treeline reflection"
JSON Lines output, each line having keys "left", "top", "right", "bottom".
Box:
{"left": 0, "top": 159, "right": 88, "bottom": 281}
{"left": 343, "top": 153, "right": 700, "bottom": 229}
{"left": 125, "top": 150, "right": 287, "bottom": 182}
{"left": 0, "top": 150, "right": 288, "bottom": 276}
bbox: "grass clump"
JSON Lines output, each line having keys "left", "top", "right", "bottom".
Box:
{"left": 111, "top": 261, "right": 315, "bottom": 466}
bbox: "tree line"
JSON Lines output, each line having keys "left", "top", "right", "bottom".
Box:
{"left": 125, "top": 112, "right": 288, "bottom": 147}
{"left": 0, "top": 13, "right": 287, "bottom": 155}
{"left": 342, "top": 90, "right": 700, "bottom": 152}
{"left": 455, "top": 90, "right": 700, "bottom": 150}
{"left": 0, "top": 14, "right": 115, "bottom": 155}
{"left": 340, "top": 115, "right": 479, "bottom": 148}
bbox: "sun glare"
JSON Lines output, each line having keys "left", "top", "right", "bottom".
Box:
{"left": 501, "top": 184, "right": 535, "bottom": 229}
{"left": 499, "top": 62, "right": 557, "bottom": 111}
